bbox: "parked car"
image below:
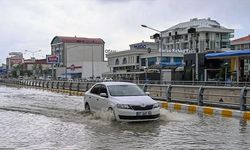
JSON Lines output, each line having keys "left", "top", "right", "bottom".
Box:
{"left": 103, "top": 77, "right": 113, "bottom": 82}
{"left": 86, "top": 77, "right": 94, "bottom": 82}
{"left": 84, "top": 82, "right": 160, "bottom": 122}
{"left": 46, "top": 76, "right": 52, "bottom": 81}
{"left": 18, "top": 76, "right": 23, "bottom": 80}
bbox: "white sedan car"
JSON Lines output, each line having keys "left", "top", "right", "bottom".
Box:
{"left": 84, "top": 82, "right": 160, "bottom": 122}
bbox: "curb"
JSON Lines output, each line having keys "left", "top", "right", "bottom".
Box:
{"left": 159, "top": 101, "right": 250, "bottom": 120}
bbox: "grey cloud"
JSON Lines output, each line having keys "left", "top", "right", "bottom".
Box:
{"left": 0, "top": 0, "right": 249, "bottom": 62}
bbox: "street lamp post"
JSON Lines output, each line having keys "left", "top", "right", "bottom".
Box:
{"left": 224, "top": 62, "right": 228, "bottom": 85}
{"left": 141, "top": 24, "right": 163, "bottom": 83}
{"left": 92, "top": 45, "right": 94, "bottom": 79}
{"left": 25, "top": 50, "right": 41, "bottom": 78}
{"left": 25, "top": 50, "right": 41, "bottom": 59}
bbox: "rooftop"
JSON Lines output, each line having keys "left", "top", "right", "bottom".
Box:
{"left": 164, "top": 18, "right": 226, "bottom": 32}
{"left": 51, "top": 36, "right": 105, "bottom": 45}
{"left": 231, "top": 35, "right": 250, "bottom": 45}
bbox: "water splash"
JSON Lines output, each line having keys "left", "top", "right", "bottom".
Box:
{"left": 87, "top": 110, "right": 116, "bottom": 122}
{"left": 159, "top": 109, "right": 195, "bottom": 122}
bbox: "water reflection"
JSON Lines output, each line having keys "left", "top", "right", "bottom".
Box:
{"left": 239, "top": 119, "right": 247, "bottom": 133}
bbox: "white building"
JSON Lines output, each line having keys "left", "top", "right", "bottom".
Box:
{"left": 6, "top": 52, "right": 24, "bottom": 74}
{"left": 50, "top": 36, "right": 108, "bottom": 79}
{"left": 105, "top": 41, "right": 184, "bottom": 82}
{"left": 161, "top": 18, "right": 234, "bottom": 52}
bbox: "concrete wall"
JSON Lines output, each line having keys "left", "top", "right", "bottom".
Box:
{"left": 66, "top": 61, "right": 108, "bottom": 78}
{"left": 66, "top": 43, "right": 104, "bottom": 63}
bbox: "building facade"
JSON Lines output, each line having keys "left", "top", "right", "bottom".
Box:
{"left": 6, "top": 52, "right": 24, "bottom": 76}
{"left": 161, "top": 18, "right": 234, "bottom": 81}
{"left": 50, "top": 36, "right": 108, "bottom": 79}
{"left": 231, "top": 35, "right": 250, "bottom": 80}
{"left": 22, "top": 59, "right": 52, "bottom": 78}
{"left": 161, "top": 18, "right": 234, "bottom": 53}
{"left": 105, "top": 41, "right": 184, "bottom": 82}
{"left": 231, "top": 35, "right": 250, "bottom": 50}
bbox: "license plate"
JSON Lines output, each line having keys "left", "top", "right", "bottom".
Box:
{"left": 136, "top": 111, "right": 152, "bottom": 116}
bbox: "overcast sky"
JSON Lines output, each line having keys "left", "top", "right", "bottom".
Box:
{"left": 0, "top": 0, "right": 249, "bottom": 63}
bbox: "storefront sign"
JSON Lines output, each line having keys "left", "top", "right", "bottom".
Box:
{"left": 46, "top": 55, "right": 59, "bottom": 64}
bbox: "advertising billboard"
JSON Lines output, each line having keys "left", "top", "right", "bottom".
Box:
{"left": 46, "top": 55, "right": 59, "bottom": 64}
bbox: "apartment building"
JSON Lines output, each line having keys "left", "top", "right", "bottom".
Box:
{"left": 161, "top": 18, "right": 234, "bottom": 53}
{"left": 50, "top": 36, "right": 108, "bottom": 79}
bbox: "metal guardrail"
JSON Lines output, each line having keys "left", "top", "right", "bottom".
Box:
{"left": 0, "top": 79, "right": 249, "bottom": 111}
{"left": 141, "top": 83, "right": 249, "bottom": 111}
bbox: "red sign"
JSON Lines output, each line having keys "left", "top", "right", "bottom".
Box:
{"left": 10, "top": 59, "right": 22, "bottom": 65}
{"left": 46, "top": 55, "right": 59, "bottom": 64}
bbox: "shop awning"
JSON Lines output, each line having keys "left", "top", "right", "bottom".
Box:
{"left": 205, "top": 49, "right": 250, "bottom": 59}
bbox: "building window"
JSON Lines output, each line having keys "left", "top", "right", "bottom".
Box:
{"left": 141, "top": 58, "right": 146, "bottom": 66}
{"left": 216, "top": 33, "right": 219, "bottom": 38}
{"left": 184, "top": 35, "right": 188, "bottom": 41}
{"left": 216, "top": 42, "right": 220, "bottom": 47}
{"left": 174, "top": 57, "right": 183, "bottom": 63}
{"left": 176, "top": 44, "right": 180, "bottom": 49}
{"left": 162, "top": 57, "right": 170, "bottom": 63}
{"left": 183, "top": 43, "right": 188, "bottom": 49}
{"left": 136, "top": 56, "right": 139, "bottom": 63}
{"left": 122, "top": 58, "right": 127, "bottom": 64}
{"left": 115, "top": 59, "right": 119, "bottom": 65}
{"left": 148, "top": 57, "right": 157, "bottom": 66}
{"left": 163, "top": 44, "right": 166, "bottom": 50}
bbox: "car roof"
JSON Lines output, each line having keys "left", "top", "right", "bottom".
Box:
{"left": 97, "top": 82, "right": 136, "bottom": 86}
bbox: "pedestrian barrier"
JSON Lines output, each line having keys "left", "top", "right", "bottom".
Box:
{"left": 140, "top": 83, "right": 250, "bottom": 111}
{"left": 1, "top": 79, "right": 250, "bottom": 119}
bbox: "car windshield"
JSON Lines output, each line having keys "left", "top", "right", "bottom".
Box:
{"left": 107, "top": 85, "right": 145, "bottom": 96}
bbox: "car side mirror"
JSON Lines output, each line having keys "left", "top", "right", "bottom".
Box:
{"left": 145, "top": 92, "right": 150, "bottom": 96}
{"left": 100, "top": 93, "right": 108, "bottom": 98}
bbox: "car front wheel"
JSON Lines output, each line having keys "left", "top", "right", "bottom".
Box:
{"left": 108, "top": 107, "right": 116, "bottom": 121}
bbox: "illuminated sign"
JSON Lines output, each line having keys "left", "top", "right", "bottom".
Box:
{"left": 164, "top": 49, "right": 195, "bottom": 53}
{"left": 134, "top": 44, "right": 146, "bottom": 49}
{"left": 105, "top": 49, "right": 116, "bottom": 54}
{"left": 46, "top": 55, "right": 59, "bottom": 64}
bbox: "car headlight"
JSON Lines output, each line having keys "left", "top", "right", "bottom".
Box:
{"left": 153, "top": 103, "right": 160, "bottom": 108}
{"left": 116, "top": 104, "right": 131, "bottom": 109}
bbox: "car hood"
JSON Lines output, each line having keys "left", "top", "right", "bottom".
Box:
{"left": 111, "top": 96, "right": 156, "bottom": 105}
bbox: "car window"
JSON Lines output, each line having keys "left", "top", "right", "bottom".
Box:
{"left": 107, "top": 85, "right": 146, "bottom": 96}
{"left": 90, "top": 84, "right": 101, "bottom": 95}
{"left": 100, "top": 85, "right": 108, "bottom": 94}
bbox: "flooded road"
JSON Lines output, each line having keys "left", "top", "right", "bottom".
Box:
{"left": 0, "top": 85, "right": 250, "bottom": 150}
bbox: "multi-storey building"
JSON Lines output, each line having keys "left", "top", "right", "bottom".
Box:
{"left": 50, "top": 36, "right": 108, "bottom": 79}
{"left": 231, "top": 35, "right": 250, "bottom": 80}
{"left": 22, "top": 59, "right": 51, "bottom": 77}
{"left": 161, "top": 18, "right": 234, "bottom": 81}
{"left": 161, "top": 18, "right": 234, "bottom": 53}
{"left": 6, "top": 52, "right": 24, "bottom": 74}
{"left": 231, "top": 35, "right": 250, "bottom": 50}
{"left": 105, "top": 41, "right": 184, "bottom": 82}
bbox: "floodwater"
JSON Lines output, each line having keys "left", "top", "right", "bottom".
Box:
{"left": 0, "top": 85, "right": 249, "bottom": 150}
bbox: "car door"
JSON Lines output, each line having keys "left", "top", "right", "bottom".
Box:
{"left": 87, "top": 84, "right": 101, "bottom": 111}
{"left": 96, "top": 84, "right": 110, "bottom": 111}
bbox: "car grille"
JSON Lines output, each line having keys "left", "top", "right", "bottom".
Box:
{"left": 130, "top": 105, "right": 153, "bottom": 110}
{"left": 119, "top": 114, "right": 160, "bottom": 120}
